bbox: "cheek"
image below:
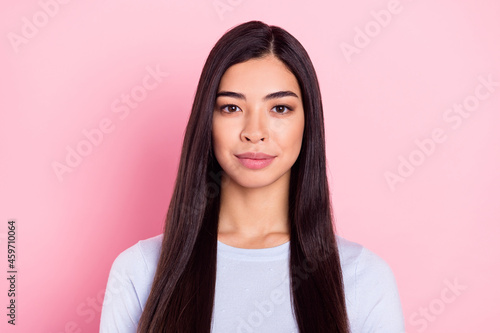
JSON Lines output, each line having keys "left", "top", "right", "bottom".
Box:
{"left": 212, "top": 134, "right": 226, "bottom": 169}
{"left": 290, "top": 127, "right": 304, "bottom": 154}
{"left": 273, "top": 119, "right": 304, "bottom": 151}
{"left": 212, "top": 118, "right": 236, "bottom": 157}
{"left": 212, "top": 117, "right": 225, "bottom": 144}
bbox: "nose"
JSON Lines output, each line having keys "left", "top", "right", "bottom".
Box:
{"left": 241, "top": 108, "right": 269, "bottom": 143}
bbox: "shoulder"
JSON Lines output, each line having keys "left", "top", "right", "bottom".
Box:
{"left": 100, "top": 234, "right": 164, "bottom": 332}
{"left": 335, "top": 235, "right": 394, "bottom": 282}
{"left": 335, "top": 235, "right": 406, "bottom": 332}
{"left": 110, "top": 233, "right": 163, "bottom": 278}
{"left": 104, "top": 234, "right": 164, "bottom": 309}
{"left": 135, "top": 233, "right": 164, "bottom": 272}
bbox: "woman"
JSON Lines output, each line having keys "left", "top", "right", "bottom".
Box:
{"left": 100, "top": 20, "right": 405, "bottom": 332}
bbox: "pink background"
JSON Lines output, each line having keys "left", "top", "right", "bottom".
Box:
{"left": 1, "top": 0, "right": 499, "bottom": 332}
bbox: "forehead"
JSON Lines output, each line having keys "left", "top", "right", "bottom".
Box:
{"left": 217, "top": 55, "right": 301, "bottom": 96}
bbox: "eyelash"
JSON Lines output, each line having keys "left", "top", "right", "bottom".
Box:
{"left": 219, "top": 104, "right": 293, "bottom": 114}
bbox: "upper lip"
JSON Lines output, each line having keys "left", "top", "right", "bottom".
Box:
{"left": 235, "top": 152, "right": 275, "bottom": 159}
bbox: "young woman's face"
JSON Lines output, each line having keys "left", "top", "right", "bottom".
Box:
{"left": 212, "top": 55, "right": 305, "bottom": 189}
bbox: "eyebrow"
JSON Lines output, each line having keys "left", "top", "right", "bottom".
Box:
{"left": 215, "top": 90, "right": 299, "bottom": 101}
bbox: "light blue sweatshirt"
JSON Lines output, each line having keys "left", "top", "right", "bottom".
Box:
{"left": 99, "top": 234, "right": 405, "bottom": 332}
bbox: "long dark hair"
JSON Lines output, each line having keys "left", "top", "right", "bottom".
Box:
{"left": 138, "top": 20, "right": 350, "bottom": 332}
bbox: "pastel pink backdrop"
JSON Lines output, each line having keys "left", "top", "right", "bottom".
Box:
{"left": 1, "top": 0, "right": 499, "bottom": 332}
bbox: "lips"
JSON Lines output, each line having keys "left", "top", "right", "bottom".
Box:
{"left": 235, "top": 152, "right": 275, "bottom": 159}
{"left": 235, "top": 152, "right": 276, "bottom": 170}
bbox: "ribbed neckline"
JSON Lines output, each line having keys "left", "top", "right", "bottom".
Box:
{"left": 217, "top": 239, "right": 290, "bottom": 260}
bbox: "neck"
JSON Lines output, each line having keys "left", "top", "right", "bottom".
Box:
{"left": 217, "top": 170, "right": 290, "bottom": 248}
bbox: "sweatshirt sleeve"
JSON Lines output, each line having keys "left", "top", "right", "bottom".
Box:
{"left": 353, "top": 247, "right": 406, "bottom": 333}
{"left": 99, "top": 242, "right": 146, "bottom": 333}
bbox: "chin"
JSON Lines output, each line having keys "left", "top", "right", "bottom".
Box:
{"left": 221, "top": 171, "right": 272, "bottom": 189}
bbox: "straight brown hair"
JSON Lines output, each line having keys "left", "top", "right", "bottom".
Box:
{"left": 138, "top": 20, "right": 350, "bottom": 332}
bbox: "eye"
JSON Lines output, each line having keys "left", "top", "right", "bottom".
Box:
{"left": 271, "top": 105, "right": 293, "bottom": 114}
{"left": 220, "top": 104, "right": 241, "bottom": 113}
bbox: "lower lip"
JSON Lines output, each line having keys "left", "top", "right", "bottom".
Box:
{"left": 237, "top": 157, "right": 275, "bottom": 170}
